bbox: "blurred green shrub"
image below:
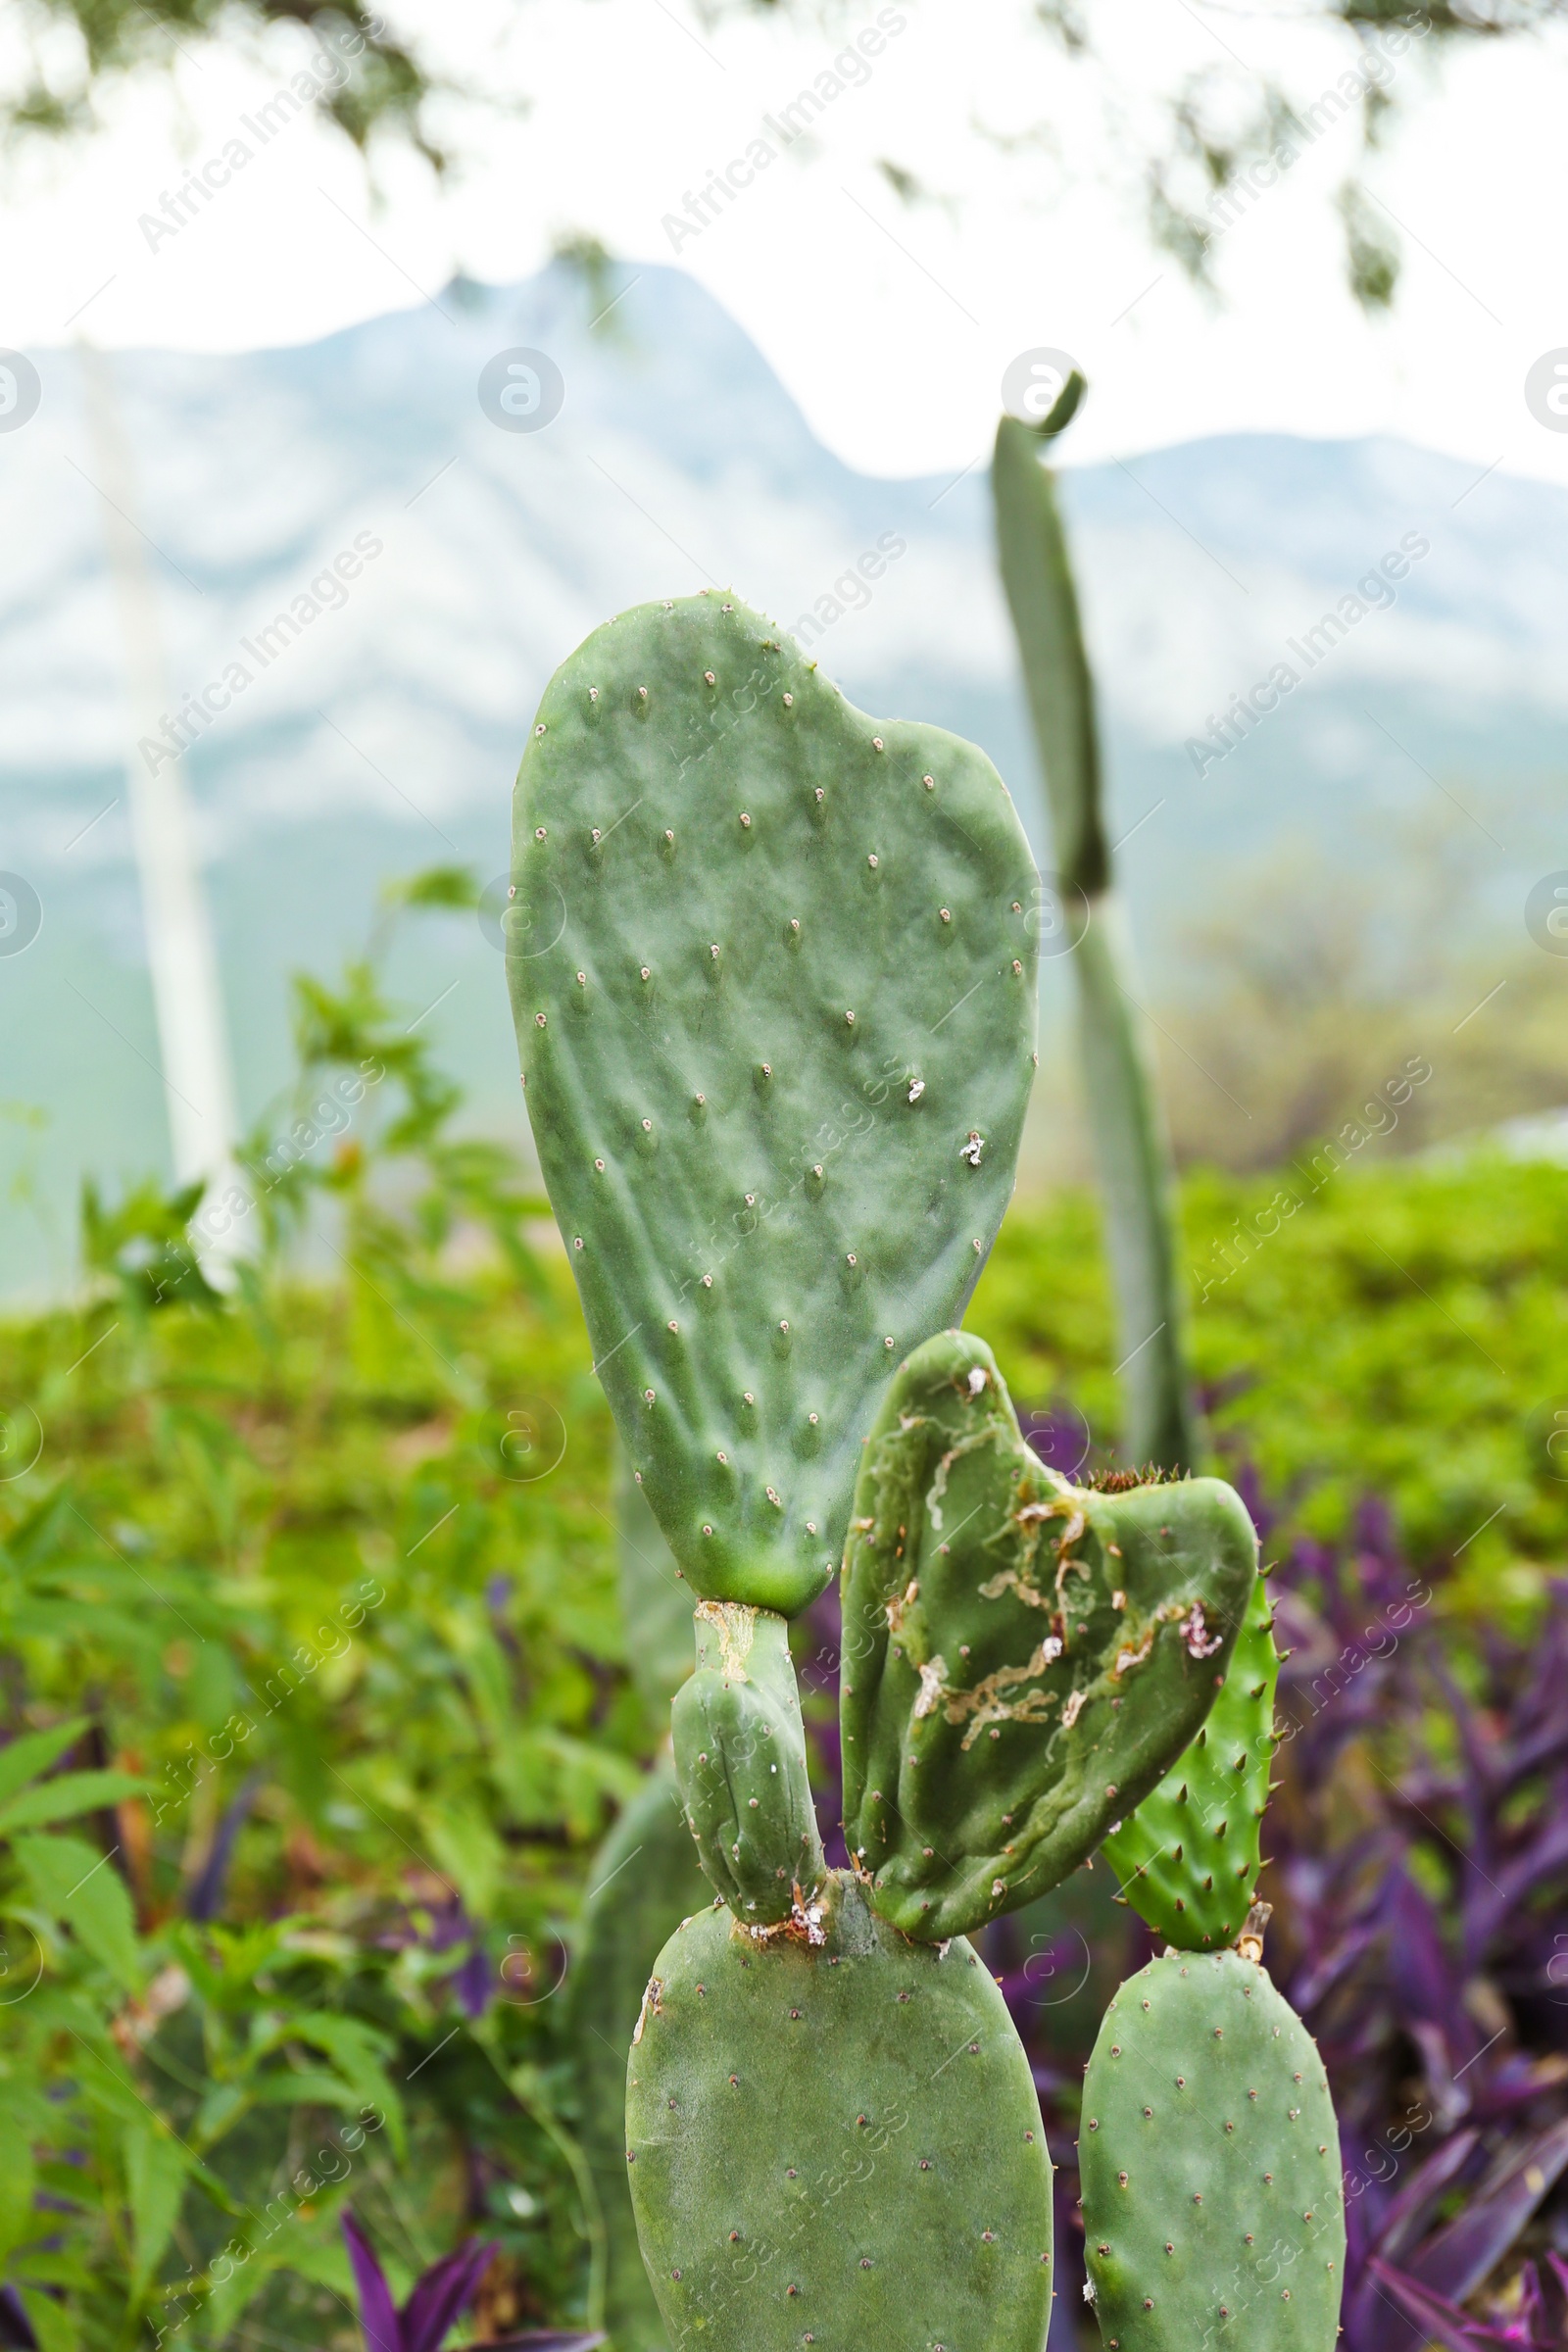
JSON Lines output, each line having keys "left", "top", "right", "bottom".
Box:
{"left": 975, "top": 1150, "right": 1568, "bottom": 1611}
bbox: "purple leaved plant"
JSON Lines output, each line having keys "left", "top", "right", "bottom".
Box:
{"left": 341, "top": 2213, "right": 603, "bottom": 2352}
{"left": 1372, "top": 2249, "right": 1568, "bottom": 2346}
{"left": 1262, "top": 1531, "right": 1568, "bottom": 2349}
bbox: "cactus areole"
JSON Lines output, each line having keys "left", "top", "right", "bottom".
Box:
{"left": 509, "top": 594, "right": 1040, "bottom": 1615}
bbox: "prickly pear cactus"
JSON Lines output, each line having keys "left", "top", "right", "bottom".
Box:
{"left": 1102, "top": 1574, "right": 1280, "bottom": 1948}
{"left": 671, "top": 1602, "right": 824, "bottom": 1923}
{"left": 840, "top": 1330, "right": 1258, "bottom": 1938}
{"left": 625, "top": 1871, "right": 1054, "bottom": 2352}
{"left": 509, "top": 594, "right": 1040, "bottom": 1615}
{"left": 1080, "top": 1948, "right": 1345, "bottom": 2349}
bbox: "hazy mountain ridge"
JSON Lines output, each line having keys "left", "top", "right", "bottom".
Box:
{"left": 0, "top": 260, "right": 1562, "bottom": 1291}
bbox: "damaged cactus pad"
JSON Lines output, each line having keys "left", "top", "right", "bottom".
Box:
{"left": 840, "top": 1331, "right": 1258, "bottom": 1939}
{"left": 625, "top": 1871, "right": 1054, "bottom": 2352}
{"left": 509, "top": 594, "right": 1039, "bottom": 1616}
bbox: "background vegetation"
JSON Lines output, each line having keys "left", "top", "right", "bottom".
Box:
{"left": 1, "top": 902, "right": 1565, "bottom": 2346}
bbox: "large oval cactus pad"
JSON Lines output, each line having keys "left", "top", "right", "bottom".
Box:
{"left": 1102, "top": 1571, "right": 1280, "bottom": 1948}
{"left": 1080, "top": 1950, "right": 1344, "bottom": 2350}
{"left": 510, "top": 595, "right": 1040, "bottom": 1615}
{"left": 841, "top": 1331, "right": 1257, "bottom": 1938}
{"left": 625, "top": 1870, "right": 1054, "bottom": 2352}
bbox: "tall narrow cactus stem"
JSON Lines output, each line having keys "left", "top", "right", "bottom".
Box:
{"left": 1072, "top": 905, "right": 1195, "bottom": 1475}
{"left": 994, "top": 393, "right": 1199, "bottom": 1473}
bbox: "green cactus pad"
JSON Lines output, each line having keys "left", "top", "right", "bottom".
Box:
{"left": 840, "top": 1330, "right": 1257, "bottom": 1939}
{"left": 567, "top": 1758, "right": 712, "bottom": 2352}
{"left": 1080, "top": 1950, "right": 1345, "bottom": 2350}
{"left": 1102, "top": 1573, "right": 1280, "bottom": 1948}
{"left": 509, "top": 594, "right": 1040, "bottom": 1616}
{"left": 672, "top": 1602, "right": 825, "bottom": 1922}
{"left": 625, "top": 1870, "right": 1054, "bottom": 2352}
{"left": 617, "top": 1440, "right": 696, "bottom": 1722}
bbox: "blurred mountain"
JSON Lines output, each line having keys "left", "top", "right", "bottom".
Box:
{"left": 1, "top": 260, "right": 1564, "bottom": 1292}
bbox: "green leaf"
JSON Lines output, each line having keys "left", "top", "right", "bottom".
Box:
{"left": 191, "top": 2081, "right": 251, "bottom": 2148}
{"left": 17, "top": 2284, "right": 79, "bottom": 2352}
{"left": 0, "top": 2118, "right": 36, "bottom": 2263}
{"left": 247, "top": 2068, "right": 370, "bottom": 2110}
{"left": 0, "top": 1770, "right": 147, "bottom": 1837}
{"left": 0, "top": 1719, "right": 87, "bottom": 1812}
{"left": 384, "top": 863, "right": 479, "bottom": 912}
{"left": 422, "top": 1801, "right": 503, "bottom": 1921}
{"left": 15, "top": 1834, "right": 144, "bottom": 1993}
{"left": 8, "top": 2252, "right": 93, "bottom": 2290}
{"left": 248, "top": 2034, "right": 404, "bottom": 2157}
{"left": 200, "top": 2234, "right": 292, "bottom": 2345}
{"left": 123, "top": 2123, "right": 186, "bottom": 2298}
{"left": 284, "top": 2015, "right": 405, "bottom": 2157}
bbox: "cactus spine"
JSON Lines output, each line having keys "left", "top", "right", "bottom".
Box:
{"left": 508, "top": 592, "right": 1340, "bottom": 2352}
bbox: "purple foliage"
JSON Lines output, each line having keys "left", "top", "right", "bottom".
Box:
{"left": 375, "top": 1888, "right": 497, "bottom": 2021}
{"left": 1266, "top": 1544, "right": 1568, "bottom": 2345}
{"left": 0, "top": 2285, "right": 38, "bottom": 2351}
{"left": 1019, "top": 1405, "right": 1096, "bottom": 1485}
{"left": 185, "top": 1769, "right": 263, "bottom": 1922}
{"left": 341, "top": 2213, "right": 605, "bottom": 2352}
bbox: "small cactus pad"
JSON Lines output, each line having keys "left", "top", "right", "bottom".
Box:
{"left": 1080, "top": 1950, "right": 1344, "bottom": 2350}
{"left": 672, "top": 1602, "right": 825, "bottom": 1923}
{"left": 625, "top": 1870, "right": 1054, "bottom": 2352}
{"left": 1102, "top": 1573, "right": 1280, "bottom": 1948}
{"left": 510, "top": 594, "right": 1039, "bottom": 1615}
{"left": 840, "top": 1331, "right": 1257, "bottom": 1938}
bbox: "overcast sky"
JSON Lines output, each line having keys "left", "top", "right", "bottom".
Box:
{"left": 2, "top": 0, "right": 1565, "bottom": 484}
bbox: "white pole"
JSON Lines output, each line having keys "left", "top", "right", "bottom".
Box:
{"left": 77, "top": 342, "right": 248, "bottom": 1280}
